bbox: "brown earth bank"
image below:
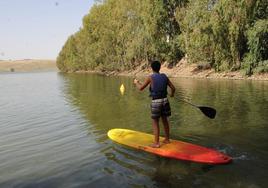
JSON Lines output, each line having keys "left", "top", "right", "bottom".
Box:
{"left": 0, "top": 59, "right": 57, "bottom": 72}
{"left": 79, "top": 58, "right": 268, "bottom": 81}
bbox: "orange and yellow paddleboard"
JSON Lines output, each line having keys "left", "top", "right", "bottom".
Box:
{"left": 108, "top": 129, "right": 232, "bottom": 164}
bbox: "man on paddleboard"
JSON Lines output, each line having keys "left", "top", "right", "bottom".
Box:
{"left": 134, "top": 61, "right": 176, "bottom": 148}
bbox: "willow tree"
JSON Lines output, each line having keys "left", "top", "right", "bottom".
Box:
{"left": 176, "top": 0, "right": 250, "bottom": 70}
{"left": 175, "top": 0, "right": 267, "bottom": 73}
{"left": 56, "top": 35, "right": 80, "bottom": 72}
{"left": 176, "top": 0, "right": 215, "bottom": 66}
{"left": 242, "top": 0, "right": 268, "bottom": 75}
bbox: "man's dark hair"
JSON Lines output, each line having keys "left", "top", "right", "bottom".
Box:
{"left": 151, "top": 61, "right": 161, "bottom": 72}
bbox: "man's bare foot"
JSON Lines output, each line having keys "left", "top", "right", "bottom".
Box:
{"left": 162, "top": 139, "right": 170, "bottom": 144}
{"left": 150, "top": 143, "right": 160, "bottom": 148}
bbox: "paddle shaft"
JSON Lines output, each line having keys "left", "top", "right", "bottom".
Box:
{"left": 174, "top": 96, "right": 198, "bottom": 108}
{"left": 173, "top": 95, "right": 217, "bottom": 119}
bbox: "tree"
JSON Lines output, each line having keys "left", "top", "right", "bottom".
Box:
{"left": 57, "top": 0, "right": 267, "bottom": 75}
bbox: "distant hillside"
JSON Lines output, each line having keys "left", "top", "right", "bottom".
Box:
{"left": 0, "top": 59, "right": 57, "bottom": 72}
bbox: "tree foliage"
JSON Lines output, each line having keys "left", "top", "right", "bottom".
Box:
{"left": 57, "top": 0, "right": 268, "bottom": 75}
{"left": 176, "top": 0, "right": 268, "bottom": 74}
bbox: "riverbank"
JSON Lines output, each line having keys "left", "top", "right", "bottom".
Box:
{"left": 0, "top": 59, "right": 57, "bottom": 72}
{"left": 1, "top": 59, "right": 267, "bottom": 81}
{"left": 116, "top": 59, "right": 268, "bottom": 81}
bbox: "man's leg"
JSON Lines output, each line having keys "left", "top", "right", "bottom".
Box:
{"left": 161, "top": 116, "right": 170, "bottom": 143}
{"left": 151, "top": 118, "right": 160, "bottom": 147}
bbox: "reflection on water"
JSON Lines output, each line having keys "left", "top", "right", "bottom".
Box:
{"left": 0, "top": 72, "right": 267, "bottom": 187}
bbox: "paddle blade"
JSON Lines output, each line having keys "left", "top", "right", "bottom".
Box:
{"left": 199, "top": 106, "right": 216, "bottom": 119}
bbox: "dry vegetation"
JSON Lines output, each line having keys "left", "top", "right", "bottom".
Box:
{"left": 0, "top": 59, "right": 57, "bottom": 72}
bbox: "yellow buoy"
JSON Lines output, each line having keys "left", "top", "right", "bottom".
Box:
{"left": 120, "top": 84, "right": 125, "bottom": 95}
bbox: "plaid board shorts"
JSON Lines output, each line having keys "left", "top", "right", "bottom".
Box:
{"left": 151, "top": 98, "right": 171, "bottom": 119}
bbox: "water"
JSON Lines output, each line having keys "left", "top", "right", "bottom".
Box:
{"left": 0, "top": 72, "right": 267, "bottom": 188}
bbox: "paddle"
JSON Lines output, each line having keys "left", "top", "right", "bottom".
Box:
{"left": 174, "top": 96, "right": 217, "bottom": 119}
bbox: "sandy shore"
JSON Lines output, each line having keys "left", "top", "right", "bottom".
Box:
{"left": 116, "top": 59, "right": 268, "bottom": 81}
{"left": 0, "top": 59, "right": 57, "bottom": 72}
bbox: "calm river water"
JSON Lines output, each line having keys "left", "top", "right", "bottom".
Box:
{"left": 0, "top": 71, "right": 267, "bottom": 188}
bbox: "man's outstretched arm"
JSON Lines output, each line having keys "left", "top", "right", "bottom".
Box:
{"left": 134, "top": 77, "right": 151, "bottom": 91}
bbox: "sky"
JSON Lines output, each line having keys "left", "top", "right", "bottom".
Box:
{"left": 0, "top": 0, "right": 95, "bottom": 60}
